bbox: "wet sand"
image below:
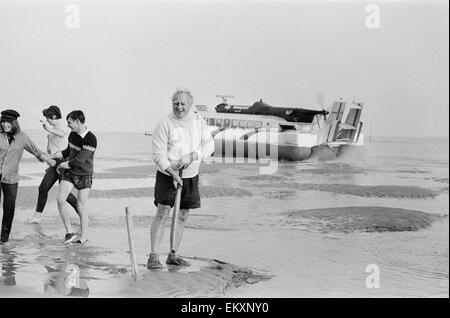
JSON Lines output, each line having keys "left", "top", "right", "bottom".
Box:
{"left": 4, "top": 139, "right": 449, "bottom": 297}
{"left": 0, "top": 238, "right": 270, "bottom": 298}
{"left": 2, "top": 163, "right": 267, "bottom": 297}
{"left": 107, "top": 258, "right": 272, "bottom": 298}
{"left": 284, "top": 206, "right": 444, "bottom": 233}
{"left": 15, "top": 185, "right": 252, "bottom": 210}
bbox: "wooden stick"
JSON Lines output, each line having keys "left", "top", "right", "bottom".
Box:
{"left": 170, "top": 169, "right": 183, "bottom": 252}
{"left": 125, "top": 206, "right": 139, "bottom": 281}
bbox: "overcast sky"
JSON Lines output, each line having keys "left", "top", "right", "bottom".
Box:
{"left": 0, "top": 0, "right": 448, "bottom": 137}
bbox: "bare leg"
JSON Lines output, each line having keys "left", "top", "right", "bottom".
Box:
{"left": 57, "top": 181, "right": 75, "bottom": 234}
{"left": 172, "top": 209, "right": 189, "bottom": 253}
{"left": 150, "top": 204, "right": 171, "bottom": 254}
{"left": 76, "top": 188, "right": 90, "bottom": 241}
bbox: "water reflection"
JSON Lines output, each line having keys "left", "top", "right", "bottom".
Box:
{"left": 44, "top": 263, "right": 90, "bottom": 297}
{"left": 0, "top": 245, "right": 17, "bottom": 286}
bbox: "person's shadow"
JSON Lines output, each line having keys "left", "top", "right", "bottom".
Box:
{"left": 0, "top": 245, "right": 18, "bottom": 286}
{"left": 44, "top": 263, "right": 90, "bottom": 297}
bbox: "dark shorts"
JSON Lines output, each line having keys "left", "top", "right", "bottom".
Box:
{"left": 154, "top": 170, "right": 200, "bottom": 210}
{"left": 61, "top": 170, "right": 93, "bottom": 190}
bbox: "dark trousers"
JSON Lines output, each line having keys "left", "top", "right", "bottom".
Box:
{"left": 0, "top": 181, "right": 18, "bottom": 243}
{"left": 36, "top": 166, "right": 78, "bottom": 214}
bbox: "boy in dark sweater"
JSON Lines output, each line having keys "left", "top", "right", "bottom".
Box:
{"left": 52, "top": 110, "right": 97, "bottom": 244}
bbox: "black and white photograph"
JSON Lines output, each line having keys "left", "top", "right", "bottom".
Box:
{"left": 0, "top": 0, "right": 448, "bottom": 301}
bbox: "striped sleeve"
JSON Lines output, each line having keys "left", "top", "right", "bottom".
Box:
{"left": 67, "top": 132, "right": 97, "bottom": 169}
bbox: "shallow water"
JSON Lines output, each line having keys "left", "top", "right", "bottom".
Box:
{"left": 1, "top": 132, "right": 448, "bottom": 297}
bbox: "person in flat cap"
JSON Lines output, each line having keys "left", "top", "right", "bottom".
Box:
{"left": 1, "top": 109, "right": 20, "bottom": 122}
{"left": 28, "top": 105, "right": 79, "bottom": 224}
{"left": 0, "top": 109, "right": 56, "bottom": 244}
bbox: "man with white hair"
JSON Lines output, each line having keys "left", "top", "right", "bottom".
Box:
{"left": 147, "top": 88, "right": 214, "bottom": 269}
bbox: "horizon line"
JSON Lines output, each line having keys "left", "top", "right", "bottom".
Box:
{"left": 22, "top": 128, "right": 449, "bottom": 139}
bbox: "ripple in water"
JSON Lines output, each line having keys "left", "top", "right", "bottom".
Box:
{"left": 394, "top": 169, "right": 429, "bottom": 174}
{"left": 426, "top": 177, "right": 449, "bottom": 184}
{"left": 297, "top": 184, "right": 439, "bottom": 199}
{"left": 87, "top": 186, "right": 253, "bottom": 199}
{"left": 284, "top": 206, "right": 444, "bottom": 233}
{"left": 297, "top": 164, "right": 367, "bottom": 175}
{"left": 201, "top": 186, "right": 253, "bottom": 198}
{"left": 240, "top": 175, "right": 286, "bottom": 182}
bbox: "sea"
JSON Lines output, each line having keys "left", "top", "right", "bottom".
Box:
{"left": 0, "top": 129, "right": 448, "bottom": 298}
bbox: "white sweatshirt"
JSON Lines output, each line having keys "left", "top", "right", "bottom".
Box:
{"left": 152, "top": 111, "right": 214, "bottom": 178}
{"left": 47, "top": 119, "right": 70, "bottom": 154}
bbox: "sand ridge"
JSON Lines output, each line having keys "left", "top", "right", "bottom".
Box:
{"left": 284, "top": 206, "right": 445, "bottom": 233}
